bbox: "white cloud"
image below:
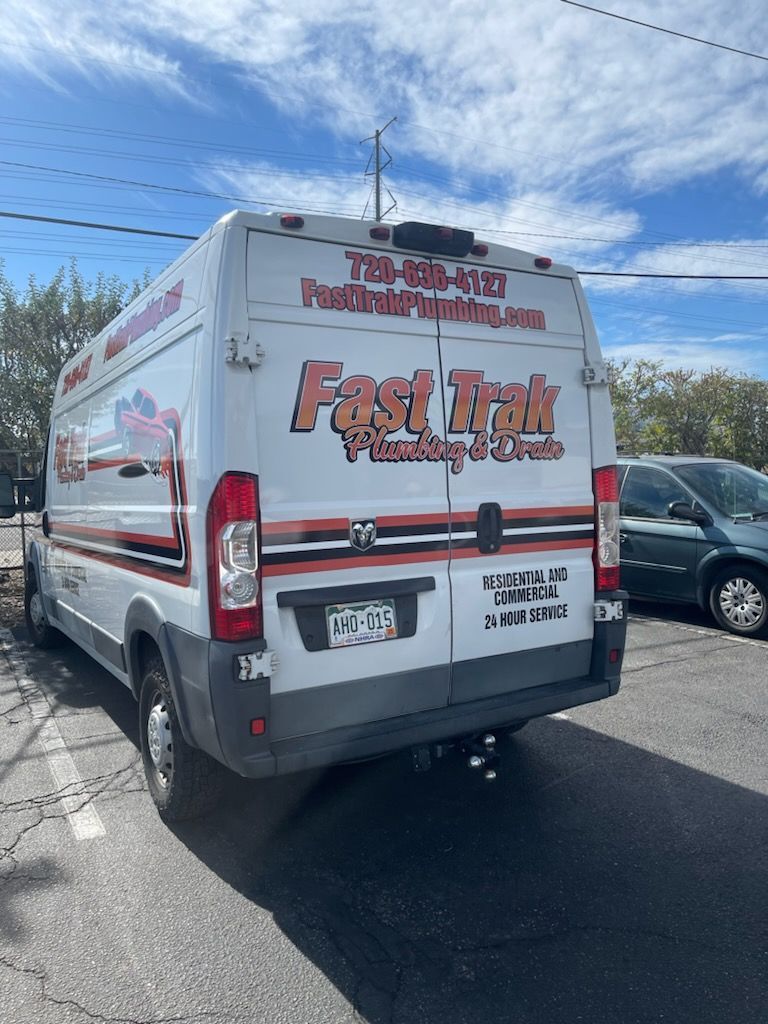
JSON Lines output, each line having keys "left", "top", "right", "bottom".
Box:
{"left": 1, "top": 0, "right": 193, "bottom": 98}
{"left": 3, "top": 0, "right": 768, "bottom": 198}
{"left": 602, "top": 336, "right": 762, "bottom": 374}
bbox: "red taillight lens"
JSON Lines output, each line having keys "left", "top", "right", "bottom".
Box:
{"left": 250, "top": 717, "right": 266, "bottom": 736}
{"left": 206, "top": 473, "right": 263, "bottom": 641}
{"left": 593, "top": 465, "right": 620, "bottom": 591}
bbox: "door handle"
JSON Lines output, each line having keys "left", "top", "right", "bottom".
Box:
{"left": 477, "top": 502, "right": 503, "bottom": 554}
{"left": 619, "top": 532, "right": 628, "bottom": 544}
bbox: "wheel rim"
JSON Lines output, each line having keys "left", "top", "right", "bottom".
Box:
{"left": 29, "top": 591, "right": 45, "bottom": 630}
{"left": 718, "top": 577, "right": 765, "bottom": 628}
{"left": 146, "top": 690, "right": 174, "bottom": 788}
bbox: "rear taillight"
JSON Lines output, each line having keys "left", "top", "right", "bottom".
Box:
{"left": 593, "top": 465, "right": 620, "bottom": 592}
{"left": 206, "top": 472, "right": 262, "bottom": 641}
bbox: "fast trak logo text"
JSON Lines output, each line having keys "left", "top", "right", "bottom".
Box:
{"left": 291, "top": 361, "right": 564, "bottom": 474}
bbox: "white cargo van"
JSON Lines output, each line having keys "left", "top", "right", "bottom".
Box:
{"left": 3, "top": 211, "right": 627, "bottom": 820}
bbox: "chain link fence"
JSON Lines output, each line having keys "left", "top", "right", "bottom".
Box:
{"left": 0, "top": 450, "right": 43, "bottom": 627}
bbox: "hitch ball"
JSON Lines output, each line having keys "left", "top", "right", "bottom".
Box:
{"left": 484, "top": 769, "right": 497, "bottom": 782}
{"left": 482, "top": 734, "right": 496, "bottom": 749}
{"left": 468, "top": 755, "right": 485, "bottom": 769}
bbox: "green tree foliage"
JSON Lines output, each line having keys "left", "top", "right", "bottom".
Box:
{"left": 608, "top": 358, "right": 768, "bottom": 469}
{"left": 0, "top": 260, "right": 148, "bottom": 450}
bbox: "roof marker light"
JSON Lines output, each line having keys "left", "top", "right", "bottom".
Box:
{"left": 369, "top": 226, "right": 390, "bottom": 240}
{"left": 535, "top": 256, "right": 552, "bottom": 269}
{"left": 280, "top": 214, "right": 304, "bottom": 230}
{"left": 471, "top": 243, "right": 489, "bottom": 257}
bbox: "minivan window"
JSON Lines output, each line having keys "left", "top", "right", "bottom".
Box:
{"left": 620, "top": 466, "right": 690, "bottom": 520}
{"left": 677, "top": 462, "right": 768, "bottom": 518}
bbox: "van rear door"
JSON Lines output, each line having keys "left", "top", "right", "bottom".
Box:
{"left": 432, "top": 263, "right": 597, "bottom": 703}
{"left": 245, "top": 230, "right": 453, "bottom": 739}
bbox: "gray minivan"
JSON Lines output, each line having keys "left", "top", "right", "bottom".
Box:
{"left": 618, "top": 455, "right": 768, "bottom": 637}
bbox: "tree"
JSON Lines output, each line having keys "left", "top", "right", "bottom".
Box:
{"left": 607, "top": 359, "right": 768, "bottom": 470}
{"left": 0, "top": 260, "right": 148, "bottom": 451}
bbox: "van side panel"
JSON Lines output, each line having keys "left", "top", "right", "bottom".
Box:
{"left": 42, "top": 238, "right": 212, "bottom": 675}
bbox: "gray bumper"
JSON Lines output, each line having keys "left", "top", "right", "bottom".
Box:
{"left": 164, "top": 593, "right": 626, "bottom": 780}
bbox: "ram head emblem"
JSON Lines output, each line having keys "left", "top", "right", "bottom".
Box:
{"left": 350, "top": 519, "right": 376, "bottom": 552}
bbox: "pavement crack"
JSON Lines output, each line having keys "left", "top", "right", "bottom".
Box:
{"left": 0, "top": 953, "right": 220, "bottom": 1024}
{"left": 0, "top": 756, "right": 144, "bottom": 815}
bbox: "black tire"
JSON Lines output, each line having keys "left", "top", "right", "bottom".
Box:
{"left": 139, "top": 657, "right": 225, "bottom": 821}
{"left": 24, "top": 570, "right": 64, "bottom": 649}
{"left": 708, "top": 565, "right": 768, "bottom": 638}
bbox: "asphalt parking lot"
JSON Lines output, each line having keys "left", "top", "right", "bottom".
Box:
{"left": 1, "top": 603, "right": 766, "bottom": 1024}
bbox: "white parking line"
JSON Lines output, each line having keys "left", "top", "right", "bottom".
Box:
{"left": 0, "top": 627, "right": 106, "bottom": 841}
{"left": 628, "top": 613, "right": 768, "bottom": 650}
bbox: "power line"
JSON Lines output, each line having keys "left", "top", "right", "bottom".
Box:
{"left": 579, "top": 272, "right": 768, "bottom": 279}
{"left": 0, "top": 162, "right": 364, "bottom": 215}
{"left": 1, "top": 208, "right": 768, "bottom": 281}
{"left": 394, "top": 190, "right": 768, "bottom": 272}
{"left": 3, "top": 114, "right": 759, "bottom": 263}
{"left": 0, "top": 210, "right": 195, "bottom": 240}
{"left": 590, "top": 296, "right": 768, "bottom": 330}
{"left": 560, "top": 2, "right": 768, "bottom": 62}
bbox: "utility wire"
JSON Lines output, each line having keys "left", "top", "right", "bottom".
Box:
{"left": 0, "top": 210, "right": 195, "bottom": 240}
{"left": 2, "top": 208, "right": 768, "bottom": 280}
{"left": 560, "top": 2, "right": 768, "bottom": 62}
{"left": 579, "top": 272, "right": 768, "bottom": 279}
{"left": 0, "top": 162, "right": 363, "bottom": 215}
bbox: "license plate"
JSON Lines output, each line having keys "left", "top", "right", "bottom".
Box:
{"left": 326, "top": 599, "right": 398, "bottom": 648}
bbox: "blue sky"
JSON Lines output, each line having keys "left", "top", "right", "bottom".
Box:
{"left": 1, "top": 0, "right": 767, "bottom": 374}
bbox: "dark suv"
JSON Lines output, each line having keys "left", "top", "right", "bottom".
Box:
{"left": 618, "top": 455, "right": 768, "bottom": 637}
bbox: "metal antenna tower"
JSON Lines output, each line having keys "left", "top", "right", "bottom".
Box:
{"left": 361, "top": 117, "right": 398, "bottom": 221}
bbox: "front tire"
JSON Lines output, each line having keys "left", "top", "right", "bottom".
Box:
{"left": 139, "top": 657, "right": 225, "bottom": 821}
{"left": 24, "top": 570, "right": 64, "bottom": 649}
{"left": 709, "top": 565, "right": 768, "bottom": 638}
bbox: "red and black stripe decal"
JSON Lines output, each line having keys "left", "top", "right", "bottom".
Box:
{"left": 262, "top": 505, "right": 594, "bottom": 577}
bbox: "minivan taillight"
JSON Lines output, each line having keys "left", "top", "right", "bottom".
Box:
{"left": 593, "top": 465, "right": 620, "bottom": 592}
{"left": 206, "top": 472, "right": 262, "bottom": 641}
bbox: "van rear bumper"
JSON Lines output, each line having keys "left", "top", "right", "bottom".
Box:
{"left": 240, "top": 675, "right": 616, "bottom": 779}
{"left": 164, "top": 591, "right": 626, "bottom": 779}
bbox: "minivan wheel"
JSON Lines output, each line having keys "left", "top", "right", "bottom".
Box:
{"left": 24, "top": 571, "right": 63, "bottom": 649}
{"left": 709, "top": 566, "right": 768, "bottom": 638}
{"left": 139, "top": 657, "right": 225, "bottom": 821}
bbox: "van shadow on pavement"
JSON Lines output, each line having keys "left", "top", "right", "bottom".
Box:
{"left": 12, "top": 627, "right": 767, "bottom": 1024}
{"left": 173, "top": 718, "right": 766, "bottom": 1024}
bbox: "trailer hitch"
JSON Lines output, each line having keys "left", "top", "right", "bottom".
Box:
{"left": 460, "top": 733, "right": 498, "bottom": 781}
{"left": 409, "top": 733, "right": 499, "bottom": 781}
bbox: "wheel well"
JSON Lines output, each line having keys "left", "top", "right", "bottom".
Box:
{"left": 131, "top": 631, "right": 162, "bottom": 696}
{"left": 701, "top": 558, "right": 768, "bottom": 603}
